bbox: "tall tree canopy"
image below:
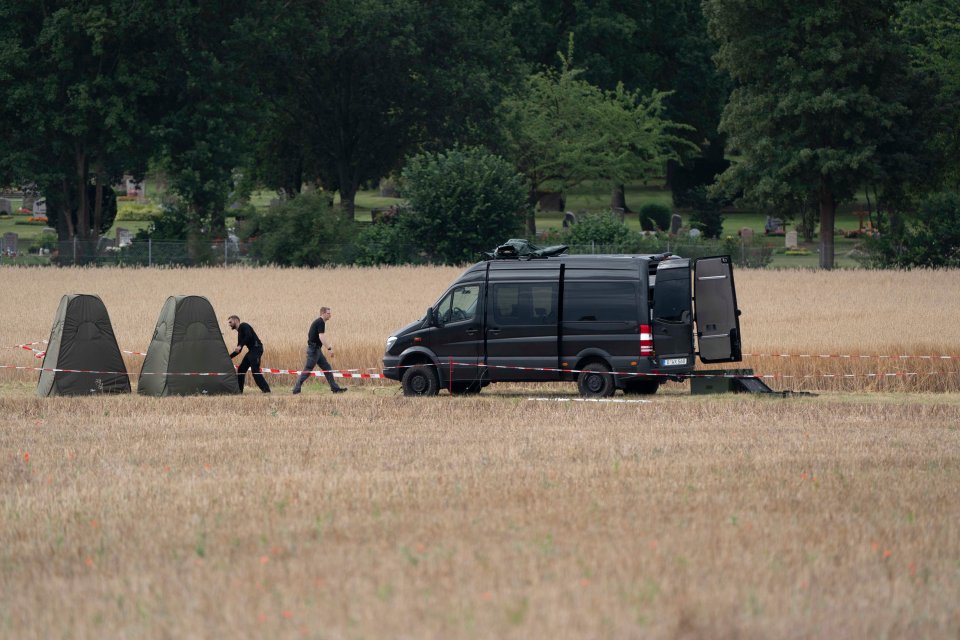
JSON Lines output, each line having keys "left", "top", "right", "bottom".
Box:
{"left": 0, "top": 1, "right": 165, "bottom": 245}
{"left": 705, "top": 0, "right": 923, "bottom": 268}
{"left": 502, "top": 41, "right": 692, "bottom": 234}
{"left": 252, "top": 0, "right": 518, "bottom": 219}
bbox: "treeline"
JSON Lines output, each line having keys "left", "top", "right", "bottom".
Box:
{"left": 1, "top": 0, "right": 957, "bottom": 268}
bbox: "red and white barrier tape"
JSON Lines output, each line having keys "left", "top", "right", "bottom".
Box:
{"left": 1, "top": 361, "right": 955, "bottom": 381}
{"left": 0, "top": 363, "right": 384, "bottom": 379}
{"left": 743, "top": 352, "right": 956, "bottom": 360}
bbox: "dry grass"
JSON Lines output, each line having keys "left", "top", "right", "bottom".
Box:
{"left": 1, "top": 390, "right": 958, "bottom": 638}
{"left": 1, "top": 266, "right": 960, "bottom": 638}
{"left": 1, "top": 266, "right": 958, "bottom": 391}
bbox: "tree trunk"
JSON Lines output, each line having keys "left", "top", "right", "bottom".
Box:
{"left": 340, "top": 184, "right": 357, "bottom": 223}
{"left": 610, "top": 184, "right": 631, "bottom": 215}
{"left": 818, "top": 182, "right": 836, "bottom": 270}
{"left": 75, "top": 149, "right": 89, "bottom": 239}
{"left": 93, "top": 171, "right": 104, "bottom": 239}
{"left": 60, "top": 178, "right": 75, "bottom": 240}
{"left": 526, "top": 187, "right": 539, "bottom": 237}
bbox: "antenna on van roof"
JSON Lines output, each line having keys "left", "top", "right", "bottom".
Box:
{"left": 486, "top": 239, "right": 568, "bottom": 260}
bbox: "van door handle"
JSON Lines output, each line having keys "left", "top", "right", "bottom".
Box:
{"left": 465, "top": 328, "right": 478, "bottom": 336}
{"left": 488, "top": 328, "right": 501, "bottom": 335}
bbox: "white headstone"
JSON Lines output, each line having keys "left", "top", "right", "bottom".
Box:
{"left": 689, "top": 228, "right": 701, "bottom": 239}
{"left": 785, "top": 230, "right": 798, "bottom": 249}
{"left": 0, "top": 198, "right": 11, "bottom": 215}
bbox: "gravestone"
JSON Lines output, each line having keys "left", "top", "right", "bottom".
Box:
{"left": 22, "top": 196, "right": 35, "bottom": 211}
{"left": 785, "top": 230, "right": 798, "bottom": 249}
{"left": 562, "top": 211, "right": 577, "bottom": 228}
{"left": 740, "top": 227, "right": 753, "bottom": 241}
{"left": 3, "top": 232, "right": 18, "bottom": 256}
{"left": 689, "top": 228, "right": 701, "bottom": 239}
{"left": 0, "top": 198, "right": 11, "bottom": 215}
{"left": 116, "top": 227, "right": 133, "bottom": 248}
{"left": 670, "top": 213, "right": 682, "bottom": 235}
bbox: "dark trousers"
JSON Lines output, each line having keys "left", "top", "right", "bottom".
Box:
{"left": 238, "top": 347, "right": 270, "bottom": 393}
{"left": 293, "top": 345, "right": 341, "bottom": 392}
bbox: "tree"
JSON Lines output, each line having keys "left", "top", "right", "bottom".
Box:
{"left": 400, "top": 147, "right": 527, "bottom": 264}
{"left": 151, "top": 1, "right": 262, "bottom": 249}
{"left": 705, "top": 0, "right": 924, "bottom": 269}
{"left": 251, "top": 0, "right": 517, "bottom": 220}
{"left": 489, "top": 0, "right": 730, "bottom": 209}
{"left": 502, "top": 39, "right": 692, "bottom": 235}
{"left": 897, "top": 0, "right": 960, "bottom": 188}
{"left": 863, "top": 191, "right": 960, "bottom": 268}
{"left": 0, "top": 1, "right": 166, "bottom": 248}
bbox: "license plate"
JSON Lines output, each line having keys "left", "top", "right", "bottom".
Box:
{"left": 661, "top": 357, "right": 687, "bottom": 366}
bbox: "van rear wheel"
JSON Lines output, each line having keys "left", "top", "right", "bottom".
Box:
{"left": 578, "top": 362, "right": 615, "bottom": 398}
{"left": 402, "top": 364, "right": 439, "bottom": 397}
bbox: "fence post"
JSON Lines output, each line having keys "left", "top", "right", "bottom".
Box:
{"left": 741, "top": 237, "right": 745, "bottom": 266}
{"left": 73, "top": 236, "right": 77, "bottom": 265}
{"left": 591, "top": 240, "right": 595, "bottom": 254}
{"left": 148, "top": 238, "right": 152, "bottom": 267}
{"left": 224, "top": 239, "right": 228, "bottom": 267}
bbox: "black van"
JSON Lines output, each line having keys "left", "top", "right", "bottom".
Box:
{"left": 382, "top": 252, "right": 742, "bottom": 397}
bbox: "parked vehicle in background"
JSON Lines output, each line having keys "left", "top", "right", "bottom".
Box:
{"left": 383, "top": 243, "right": 742, "bottom": 397}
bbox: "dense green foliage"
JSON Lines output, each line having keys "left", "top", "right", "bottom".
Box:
{"left": 705, "top": 0, "right": 928, "bottom": 268}
{"left": 863, "top": 192, "right": 960, "bottom": 268}
{"left": 1, "top": 0, "right": 957, "bottom": 269}
{"left": 639, "top": 203, "right": 671, "bottom": 232}
{"left": 502, "top": 40, "right": 693, "bottom": 234}
{"left": 400, "top": 147, "right": 527, "bottom": 264}
{"left": 248, "top": 193, "right": 351, "bottom": 267}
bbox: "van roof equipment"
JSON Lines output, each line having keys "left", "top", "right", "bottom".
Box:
{"left": 486, "top": 239, "right": 568, "bottom": 260}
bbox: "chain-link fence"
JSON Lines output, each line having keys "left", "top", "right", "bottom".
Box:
{"left": 0, "top": 235, "right": 776, "bottom": 268}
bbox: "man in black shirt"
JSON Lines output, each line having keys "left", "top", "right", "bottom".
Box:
{"left": 292, "top": 306, "right": 346, "bottom": 394}
{"left": 227, "top": 315, "right": 271, "bottom": 393}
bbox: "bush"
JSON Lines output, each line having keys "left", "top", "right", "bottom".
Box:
{"left": 401, "top": 146, "right": 528, "bottom": 264}
{"left": 562, "top": 213, "right": 636, "bottom": 249}
{"left": 29, "top": 231, "right": 57, "bottom": 253}
{"left": 683, "top": 186, "right": 724, "bottom": 239}
{"left": 862, "top": 191, "right": 960, "bottom": 268}
{"left": 639, "top": 203, "right": 671, "bottom": 231}
{"left": 250, "top": 193, "right": 352, "bottom": 266}
{"left": 115, "top": 203, "right": 163, "bottom": 221}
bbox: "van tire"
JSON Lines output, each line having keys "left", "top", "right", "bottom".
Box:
{"left": 578, "top": 362, "right": 615, "bottom": 398}
{"left": 402, "top": 365, "right": 439, "bottom": 396}
{"left": 623, "top": 379, "right": 660, "bottom": 395}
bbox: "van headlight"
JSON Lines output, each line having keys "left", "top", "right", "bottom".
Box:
{"left": 386, "top": 336, "right": 397, "bottom": 351}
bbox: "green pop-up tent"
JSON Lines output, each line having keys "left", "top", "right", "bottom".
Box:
{"left": 138, "top": 295, "right": 240, "bottom": 396}
{"left": 37, "top": 294, "right": 131, "bottom": 396}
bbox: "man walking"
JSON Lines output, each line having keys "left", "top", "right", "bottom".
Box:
{"left": 227, "top": 315, "right": 271, "bottom": 393}
{"left": 292, "top": 306, "right": 347, "bottom": 394}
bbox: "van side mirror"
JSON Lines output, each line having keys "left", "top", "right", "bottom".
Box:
{"left": 424, "top": 306, "right": 435, "bottom": 327}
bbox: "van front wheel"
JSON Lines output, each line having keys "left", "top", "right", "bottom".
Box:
{"left": 402, "top": 365, "right": 439, "bottom": 397}
{"left": 578, "top": 363, "right": 615, "bottom": 398}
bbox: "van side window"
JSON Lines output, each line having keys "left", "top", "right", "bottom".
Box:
{"left": 563, "top": 282, "right": 637, "bottom": 322}
{"left": 436, "top": 285, "right": 480, "bottom": 324}
{"left": 492, "top": 283, "right": 557, "bottom": 325}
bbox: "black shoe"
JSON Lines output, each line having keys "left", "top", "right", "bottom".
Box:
{"left": 291, "top": 388, "right": 301, "bottom": 395}
{"left": 332, "top": 387, "right": 348, "bottom": 394}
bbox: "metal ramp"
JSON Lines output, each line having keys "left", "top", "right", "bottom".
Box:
{"left": 690, "top": 369, "right": 816, "bottom": 397}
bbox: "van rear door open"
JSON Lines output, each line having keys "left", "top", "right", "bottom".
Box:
{"left": 693, "top": 256, "right": 742, "bottom": 363}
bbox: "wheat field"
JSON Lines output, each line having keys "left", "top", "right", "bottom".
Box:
{"left": 1, "top": 266, "right": 960, "bottom": 638}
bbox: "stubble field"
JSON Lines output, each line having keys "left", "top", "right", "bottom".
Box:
{"left": 1, "top": 266, "right": 959, "bottom": 638}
